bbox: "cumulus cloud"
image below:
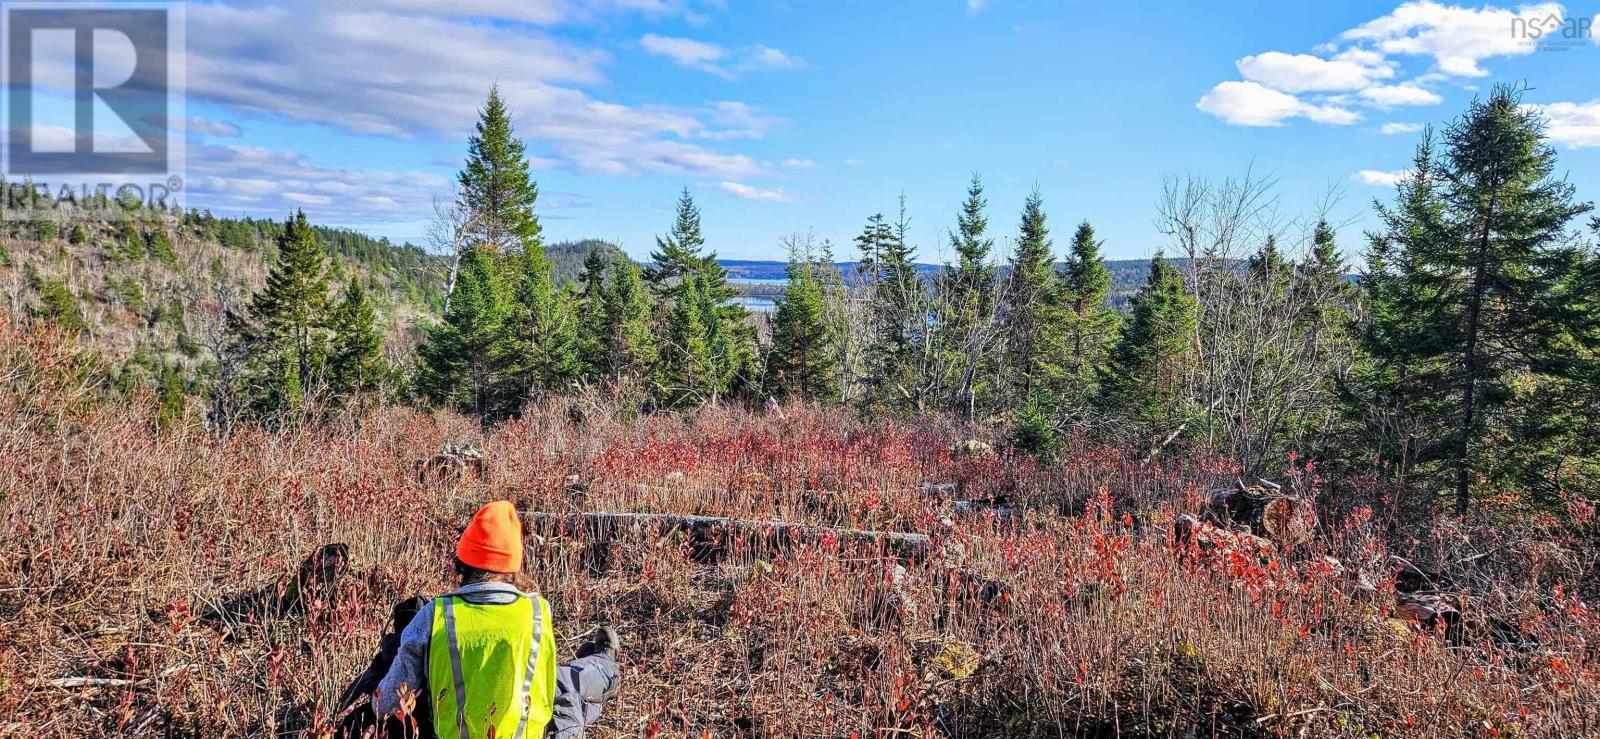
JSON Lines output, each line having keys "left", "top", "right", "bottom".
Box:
{"left": 181, "top": 2, "right": 773, "bottom": 184}
{"left": 1359, "top": 84, "right": 1444, "bottom": 107}
{"left": 1196, "top": 81, "right": 1361, "bottom": 127}
{"left": 1379, "top": 121, "right": 1426, "bottom": 135}
{"left": 1353, "top": 169, "right": 1410, "bottom": 187}
{"left": 719, "top": 181, "right": 792, "bottom": 202}
{"left": 1200, "top": 2, "right": 1569, "bottom": 128}
{"left": 1529, "top": 100, "right": 1600, "bottom": 148}
{"left": 639, "top": 34, "right": 804, "bottom": 78}
{"left": 1236, "top": 51, "right": 1394, "bottom": 93}
{"left": 1340, "top": 1, "right": 1560, "bottom": 77}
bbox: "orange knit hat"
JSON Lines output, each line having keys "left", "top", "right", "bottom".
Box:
{"left": 456, "top": 500, "right": 524, "bottom": 573}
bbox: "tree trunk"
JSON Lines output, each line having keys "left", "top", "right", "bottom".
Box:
{"left": 1456, "top": 216, "right": 1493, "bottom": 516}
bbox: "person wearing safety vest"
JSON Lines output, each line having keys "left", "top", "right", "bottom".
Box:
{"left": 377, "top": 500, "right": 620, "bottom": 738}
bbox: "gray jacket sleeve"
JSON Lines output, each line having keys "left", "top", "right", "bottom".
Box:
{"left": 375, "top": 600, "right": 433, "bottom": 717}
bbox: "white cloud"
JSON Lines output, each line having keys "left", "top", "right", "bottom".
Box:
{"left": 1359, "top": 84, "right": 1443, "bottom": 107}
{"left": 719, "top": 181, "right": 792, "bottom": 202}
{"left": 1197, "top": 81, "right": 1361, "bottom": 127}
{"left": 1353, "top": 169, "right": 1410, "bottom": 187}
{"left": 639, "top": 34, "right": 804, "bottom": 77}
{"left": 183, "top": 3, "right": 771, "bottom": 181}
{"left": 1341, "top": 1, "right": 1560, "bottom": 77}
{"left": 186, "top": 141, "right": 451, "bottom": 224}
{"left": 1236, "top": 51, "right": 1394, "bottom": 93}
{"left": 781, "top": 158, "right": 817, "bottom": 169}
{"left": 1529, "top": 100, "right": 1600, "bottom": 148}
{"left": 967, "top": 0, "right": 990, "bottom": 13}
{"left": 1380, "top": 121, "right": 1426, "bottom": 135}
{"left": 640, "top": 33, "right": 727, "bottom": 74}
{"left": 185, "top": 116, "right": 243, "bottom": 137}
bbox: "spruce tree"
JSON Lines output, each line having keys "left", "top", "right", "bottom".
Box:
{"left": 599, "top": 254, "right": 657, "bottom": 388}
{"left": 575, "top": 249, "right": 610, "bottom": 379}
{"left": 458, "top": 85, "right": 540, "bottom": 252}
{"left": 645, "top": 189, "right": 752, "bottom": 401}
{"left": 663, "top": 272, "right": 712, "bottom": 405}
{"left": 504, "top": 247, "right": 580, "bottom": 401}
{"left": 858, "top": 209, "right": 923, "bottom": 410}
{"left": 233, "top": 210, "right": 333, "bottom": 412}
{"left": 645, "top": 188, "right": 708, "bottom": 291}
{"left": 1001, "top": 189, "right": 1057, "bottom": 397}
{"left": 1055, "top": 220, "right": 1118, "bottom": 402}
{"left": 767, "top": 248, "right": 838, "bottom": 401}
{"left": 1098, "top": 254, "right": 1197, "bottom": 431}
{"left": 1366, "top": 86, "right": 1594, "bottom": 513}
{"left": 414, "top": 245, "right": 515, "bottom": 419}
{"left": 940, "top": 174, "right": 997, "bottom": 413}
{"left": 326, "top": 277, "right": 387, "bottom": 403}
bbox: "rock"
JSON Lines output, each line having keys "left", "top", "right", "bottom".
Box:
{"left": 951, "top": 439, "right": 993, "bottom": 457}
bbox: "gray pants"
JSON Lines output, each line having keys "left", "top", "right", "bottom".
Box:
{"left": 548, "top": 654, "right": 619, "bottom": 738}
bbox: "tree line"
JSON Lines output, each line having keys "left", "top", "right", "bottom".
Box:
{"left": 221, "top": 84, "right": 1599, "bottom": 515}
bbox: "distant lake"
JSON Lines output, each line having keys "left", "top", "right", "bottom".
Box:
{"left": 732, "top": 296, "right": 777, "bottom": 313}
{"left": 728, "top": 277, "right": 789, "bottom": 286}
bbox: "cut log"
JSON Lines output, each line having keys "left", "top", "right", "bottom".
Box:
{"left": 525, "top": 511, "right": 932, "bottom": 561}
{"left": 1204, "top": 479, "right": 1316, "bottom": 548}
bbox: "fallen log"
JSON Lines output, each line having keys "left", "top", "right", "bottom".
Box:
{"left": 526, "top": 511, "right": 932, "bottom": 561}
{"left": 1205, "top": 479, "right": 1316, "bottom": 548}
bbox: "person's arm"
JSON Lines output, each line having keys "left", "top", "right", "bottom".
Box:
{"left": 375, "top": 600, "right": 433, "bottom": 718}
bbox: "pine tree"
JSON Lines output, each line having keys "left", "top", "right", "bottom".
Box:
{"left": 1055, "top": 220, "right": 1118, "bottom": 402}
{"left": 233, "top": 210, "right": 333, "bottom": 413}
{"left": 1000, "top": 189, "right": 1057, "bottom": 397}
{"left": 766, "top": 247, "right": 838, "bottom": 401}
{"left": 1366, "top": 86, "right": 1593, "bottom": 513}
{"left": 1098, "top": 254, "right": 1198, "bottom": 431}
{"left": 326, "top": 277, "right": 387, "bottom": 404}
{"left": 457, "top": 85, "right": 541, "bottom": 252}
{"left": 414, "top": 245, "right": 516, "bottom": 419}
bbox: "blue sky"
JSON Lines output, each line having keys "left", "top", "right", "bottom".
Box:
{"left": 164, "top": 0, "right": 1600, "bottom": 261}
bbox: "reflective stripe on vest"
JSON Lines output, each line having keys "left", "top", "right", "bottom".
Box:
{"left": 429, "top": 591, "right": 556, "bottom": 739}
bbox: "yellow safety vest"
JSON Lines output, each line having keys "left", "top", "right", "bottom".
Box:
{"left": 428, "top": 590, "right": 557, "bottom": 739}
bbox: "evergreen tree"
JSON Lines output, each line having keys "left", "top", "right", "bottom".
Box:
{"left": 662, "top": 272, "right": 712, "bottom": 405}
{"left": 457, "top": 85, "right": 540, "bottom": 252}
{"left": 947, "top": 174, "right": 996, "bottom": 315}
{"left": 504, "top": 247, "right": 580, "bottom": 401}
{"left": 326, "top": 277, "right": 387, "bottom": 403}
{"left": 645, "top": 189, "right": 753, "bottom": 402}
{"left": 414, "top": 245, "right": 516, "bottom": 419}
{"left": 766, "top": 247, "right": 838, "bottom": 401}
{"left": 599, "top": 254, "right": 657, "bottom": 388}
{"left": 232, "top": 210, "right": 333, "bottom": 413}
{"left": 858, "top": 208, "right": 923, "bottom": 410}
{"left": 1000, "top": 189, "right": 1058, "bottom": 397}
{"left": 1097, "top": 254, "right": 1198, "bottom": 432}
{"left": 940, "top": 174, "right": 997, "bottom": 413}
{"left": 1365, "top": 86, "right": 1593, "bottom": 513}
{"left": 645, "top": 188, "right": 708, "bottom": 291}
{"left": 575, "top": 249, "right": 610, "bottom": 379}
{"left": 1055, "top": 220, "right": 1118, "bottom": 402}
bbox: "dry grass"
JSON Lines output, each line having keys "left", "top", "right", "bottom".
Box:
{"left": 3, "top": 321, "right": 1598, "bottom": 738}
